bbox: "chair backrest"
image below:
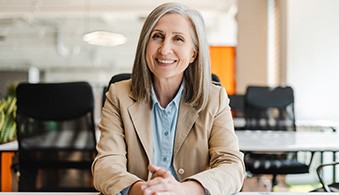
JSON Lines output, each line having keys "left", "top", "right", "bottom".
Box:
{"left": 211, "top": 73, "right": 221, "bottom": 86}
{"left": 229, "top": 94, "right": 245, "bottom": 118}
{"left": 16, "top": 81, "right": 96, "bottom": 150}
{"left": 102, "top": 73, "right": 131, "bottom": 107}
{"left": 244, "top": 85, "right": 296, "bottom": 131}
{"left": 16, "top": 81, "right": 97, "bottom": 191}
{"left": 101, "top": 73, "right": 220, "bottom": 106}
{"left": 229, "top": 94, "right": 245, "bottom": 130}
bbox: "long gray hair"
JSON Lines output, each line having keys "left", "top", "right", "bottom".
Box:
{"left": 131, "top": 2, "right": 211, "bottom": 112}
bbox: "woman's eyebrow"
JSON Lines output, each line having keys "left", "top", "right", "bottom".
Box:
{"left": 152, "top": 29, "right": 187, "bottom": 36}
{"left": 151, "top": 29, "right": 163, "bottom": 33}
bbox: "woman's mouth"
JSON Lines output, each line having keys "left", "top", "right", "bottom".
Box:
{"left": 157, "top": 58, "right": 177, "bottom": 64}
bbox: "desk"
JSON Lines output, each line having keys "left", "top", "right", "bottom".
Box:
{"left": 2, "top": 131, "right": 339, "bottom": 192}
{"left": 0, "top": 142, "right": 17, "bottom": 152}
{"left": 236, "top": 130, "right": 339, "bottom": 183}
{"left": 3, "top": 130, "right": 339, "bottom": 158}
{"left": 236, "top": 130, "right": 339, "bottom": 152}
{"left": 234, "top": 118, "right": 338, "bottom": 132}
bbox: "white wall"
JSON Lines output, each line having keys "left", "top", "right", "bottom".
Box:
{"left": 286, "top": 0, "right": 339, "bottom": 126}
{"left": 285, "top": 0, "right": 339, "bottom": 184}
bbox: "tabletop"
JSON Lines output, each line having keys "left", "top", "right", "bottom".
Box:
{"left": 236, "top": 130, "right": 339, "bottom": 152}
{"left": 3, "top": 130, "right": 339, "bottom": 153}
{"left": 0, "top": 140, "right": 17, "bottom": 152}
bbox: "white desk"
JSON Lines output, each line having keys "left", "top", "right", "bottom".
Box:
{"left": 0, "top": 141, "right": 18, "bottom": 152}
{"left": 2, "top": 130, "right": 339, "bottom": 155}
{"left": 236, "top": 130, "right": 339, "bottom": 184}
{"left": 236, "top": 130, "right": 339, "bottom": 152}
{"left": 234, "top": 118, "right": 338, "bottom": 132}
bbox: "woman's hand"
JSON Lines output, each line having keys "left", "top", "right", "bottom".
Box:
{"left": 139, "top": 164, "right": 205, "bottom": 195}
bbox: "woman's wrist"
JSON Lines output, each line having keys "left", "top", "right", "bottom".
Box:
{"left": 182, "top": 179, "right": 206, "bottom": 195}
{"left": 128, "top": 181, "right": 144, "bottom": 195}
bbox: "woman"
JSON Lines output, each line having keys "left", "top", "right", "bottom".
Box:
{"left": 92, "top": 2, "right": 245, "bottom": 195}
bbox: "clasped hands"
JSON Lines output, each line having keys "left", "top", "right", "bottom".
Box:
{"left": 129, "top": 164, "right": 205, "bottom": 195}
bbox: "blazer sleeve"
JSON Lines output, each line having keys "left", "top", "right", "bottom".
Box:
{"left": 91, "top": 83, "right": 141, "bottom": 195}
{"left": 186, "top": 87, "right": 246, "bottom": 195}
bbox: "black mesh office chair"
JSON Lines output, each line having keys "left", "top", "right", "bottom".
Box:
{"left": 229, "top": 94, "right": 245, "bottom": 130}
{"left": 312, "top": 161, "right": 339, "bottom": 192}
{"left": 243, "top": 85, "right": 314, "bottom": 189}
{"left": 101, "top": 73, "right": 221, "bottom": 106}
{"left": 16, "top": 82, "right": 97, "bottom": 192}
{"left": 102, "top": 73, "right": 131, "bottom": 107}
{"left": 211, "top": 73, "right": 221, "bottom": 86}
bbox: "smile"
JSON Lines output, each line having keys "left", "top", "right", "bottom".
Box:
{"left": 157, "top": 59, "right": 177, "bottom": 64}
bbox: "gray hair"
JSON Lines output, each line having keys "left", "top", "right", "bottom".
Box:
{"left": 131, "top": 2, "right": 211, "bottom": 111}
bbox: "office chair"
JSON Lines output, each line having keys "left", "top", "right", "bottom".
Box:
{"left": 312, "top": 161, "right": 339, "bottom": 192}
{"left": 16, "top": 82, "right": 97, "bottom": 192}
{"left": 101, "top": 73, "right": 221, "bottom": 107}
{"left": 229, "top": 94, "right": 245, "bottom": 130}
{"left": 211, "top": 73, "right": 221, "bottom": 86}
{"left": 102, "top": 73, "right": 131, "bottom": 107}
{"left": 243, "top": 85, "right": 314, "bottom": 189}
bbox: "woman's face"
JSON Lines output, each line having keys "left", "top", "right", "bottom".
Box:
{"left": 146, "top": 13, "right": 197, "bottom": 82}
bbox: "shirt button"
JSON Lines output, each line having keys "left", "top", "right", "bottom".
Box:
{"left": 162, "top": 157, "right": 167, "bottom": 162}
{"left": 178, "top": 168, "right": 185, "bottom": 175}
{"left": 164, "top": 131, "right": 169, "bottom": 136}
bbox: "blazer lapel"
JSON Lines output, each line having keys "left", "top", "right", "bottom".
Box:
{"left": 173, "top": 101, "right": 199, "bottom": 157}
{"left": 128, "top": 98, "right": 153, "bottom": 163}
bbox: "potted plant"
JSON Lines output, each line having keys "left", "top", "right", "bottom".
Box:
{"left": 0, "top": 82, "right": 17, "bottom": 144}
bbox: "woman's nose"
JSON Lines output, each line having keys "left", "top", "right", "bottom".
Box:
{"left": 158, "top": 40, "right": 173, "bottom": 55}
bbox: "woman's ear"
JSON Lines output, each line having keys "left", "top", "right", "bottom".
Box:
{"left": 189, "top": 51, "right": 197, "bottom": 63}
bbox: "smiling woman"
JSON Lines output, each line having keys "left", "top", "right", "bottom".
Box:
{"left": 92, "top": 2, "right": 245, "bottom": 195}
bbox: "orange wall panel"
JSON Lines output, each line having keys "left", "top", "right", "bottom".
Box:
{"left": 209, "top": 46, "right": 236, "bottom": 95}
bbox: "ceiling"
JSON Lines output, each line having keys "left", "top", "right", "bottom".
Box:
{"left": 0, "top": 0, "right": 237, "bottom": 81}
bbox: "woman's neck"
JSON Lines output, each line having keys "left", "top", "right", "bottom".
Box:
{"left": 153, "top": 78, "right": 182, "bottom": 108}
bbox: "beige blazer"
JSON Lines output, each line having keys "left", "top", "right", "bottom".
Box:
{"left": 92, "top": 80, "right": 245, "bottom": 195}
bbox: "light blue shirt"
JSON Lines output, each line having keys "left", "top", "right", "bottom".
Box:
{"left": 150, "top": 83, "right": 184, "bottom": 179}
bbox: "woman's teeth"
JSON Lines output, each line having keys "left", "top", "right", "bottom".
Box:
{"left": 158, "top": 59, "right": 175, "bottom": 64}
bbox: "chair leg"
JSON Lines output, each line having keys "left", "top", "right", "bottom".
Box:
{"left": 19, "top": 168, "right": 38, "bottom": 191}
{"left": 271, "top": 174, "right": 278, "bottom": 191}
{"left": 263, "top": 178, "right": 272, "bottom": 192}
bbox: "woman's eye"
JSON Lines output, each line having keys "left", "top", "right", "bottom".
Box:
{"left": 152, "top": 33, "right": 163, "bottom": 39}
{"left": 174, "top": 37, "right": 184, "bottom": 42}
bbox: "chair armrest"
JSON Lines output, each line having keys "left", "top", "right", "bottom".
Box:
{"left": 316, "top": 161, "right": 339, "bottom": 192}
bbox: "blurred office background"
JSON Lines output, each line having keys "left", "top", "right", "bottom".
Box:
{"left": 1, "top": 0, "right": 339, "bottom": 189}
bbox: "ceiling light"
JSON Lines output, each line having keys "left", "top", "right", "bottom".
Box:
{"left": 83, "top": 31, "right": 127, "bottom": 47}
